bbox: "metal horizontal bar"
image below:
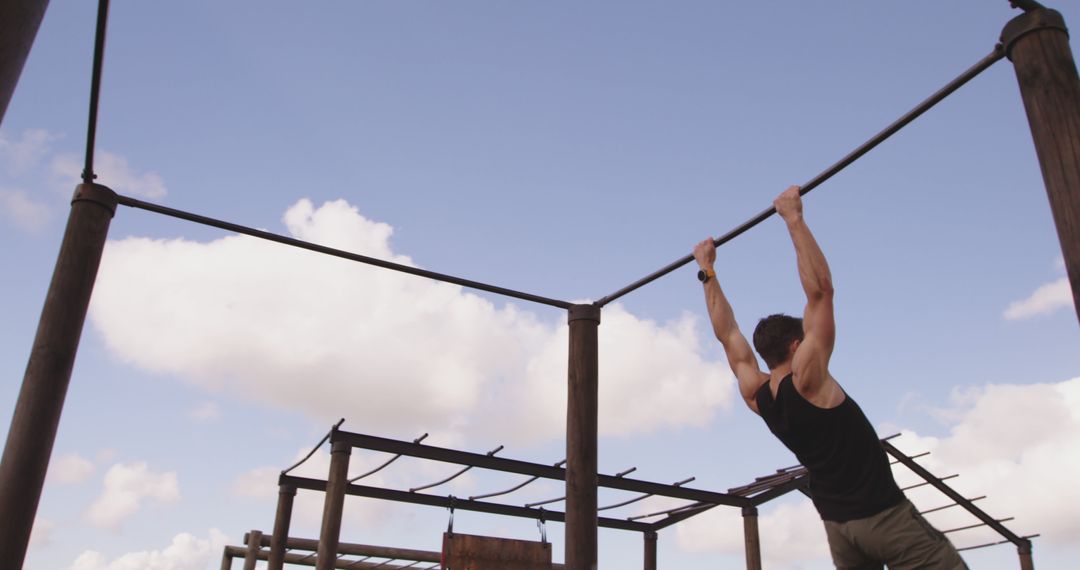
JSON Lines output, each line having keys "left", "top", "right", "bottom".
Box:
{"left": 223, "top": 545, "right": 422, "bottom": 570}
{"left": 593, "top": 46, "right": 1005, "bottom": 307}
{"left": 245, "top": 533, "right": 442, "bottom": 563}
{"left": 116, "top": 195, "right": 573, "bottom": 310}
{"left": 883, "top": 440, "right": 1030, "bottom": 548}
{"left": 282, "top": 474, "right": 653, "bottom": 532}
{"left": 330, "top": 430, "right": 751, "bottom": 507}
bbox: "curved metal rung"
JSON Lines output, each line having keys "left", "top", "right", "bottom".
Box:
{"left": 890, "top": 451, "right": 930, "bottom": 465}
{"left": 901, "top": 473, "right": 958, "bottom": 491}
{"left": 349, "top": 433, "right": 429, "bottom": 483}
{"left": 598, "top": 476, "right": 695, "bottom": 512}
{"left": 919, "top": 496, "right": 986, "bottom": 515}
{"left": 469, "top": 459, "right": 566, "bottom": 501}
{"left": 409, "top": 444, "right": 503, "bottom": 493}
{"left": 956, "top": 534, "right": 1039, "bottom": 552}
{"left": 281, "top": 418, "right": 345, "bottom": 476}
{"left": 943, "top": 517, "right": 1014, "bottom": 535}
{"left": 627, "top": 501, "right": 712, "bottom": 522}
{"left": 525, "top": 496, "right": 566, "bottom": 508}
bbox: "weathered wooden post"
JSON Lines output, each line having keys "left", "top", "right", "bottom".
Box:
{"left": 566, "top": 304, "right": 600, "bottom": 570}
{"left": 742, "top": 506, "right": 762, "bottom": 570}
{"left": 0, "top": 0, "right": 51, "bottom": 124}
{"left": 242, "top": 530, "right": 262, "bottom": 570}
{"left": 268, "top": 482, "right": 297, "bottom": 570}
{"left": 0, "top": 183, "right": 117, "bottom": 569}
{"left": 315, "top": 439, "right": 352, "bottom": 570}
{"left": 643, "top": 530, "right": 657, "bottom": 570}
{"left": 1002, "top": 6, "right": 1080, "bottom": 324}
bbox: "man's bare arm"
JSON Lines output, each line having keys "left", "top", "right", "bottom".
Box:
{"left": 694, "top": 239, "right": 768, "bottom": 412}
{"left": 773, "top": 186, "right": 841, "bottom": 406}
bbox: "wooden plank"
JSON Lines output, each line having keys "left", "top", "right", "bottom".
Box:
{"left": 443, "top": 533, "right": 552, "bottom": 569}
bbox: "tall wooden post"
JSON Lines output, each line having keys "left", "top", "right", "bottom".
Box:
{"left": 315, "top": 440, "right": 351, "bottom": 570}
{"left": 566, "top": 304, "right": 600, "bottom": 570}
{"left": 268, "top": 483, "right": 297, "bottom": 570}
{"left": 1002, "top": 8, "right": 1080, "bottom": 324}
{"left": 0, "top": 183, "right": 116, "bottom": 569}
{"left": 242, "top": 530, "right": 262, "bottom": 570}
{"left": 643, "top": 531, "right": 657, "bottom": 570}
{"left": 742, "top": 507, "right": 762, "bottom": 570}
{"left": 0, "top": 0, "right": 51, "bottom": 125}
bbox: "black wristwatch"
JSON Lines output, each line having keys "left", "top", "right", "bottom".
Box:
{"left": 697, "top": 268, "right": 715, "bottom": 283}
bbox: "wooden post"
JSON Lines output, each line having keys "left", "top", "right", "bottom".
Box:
{"left": 1019, "top": 540, "right": 1034, "bottom": 570}
{"left": 0, "top": 183, "right": 117, "bottom": 569}
{"left": 220, "top": 550, "right": 234, "bottom": 570}
{"left": 565, "top": 304, "right": 600, "bottom": 570}
{"left": 742, "top": 507, "right": 762, "bottom": 570}
{"left": 0, "top": 0, "right": 51, "bottom": 125}
{"left": 242, "top": 530, "right": 262, "bottom": 570}
{"left": 643, "top": 531, "right": 657, "bottom": 570}
{"left": 315, "top": 440, "right": 351, "bottom": 570}
{"left": 1002, "top": 8, "right": 1080, "bottom": 324}
{"left": 268, "top": 483, "right": 297, "bottom": 570}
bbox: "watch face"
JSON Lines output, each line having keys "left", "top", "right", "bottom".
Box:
{"left": 697, "top": 270, "right": 707, "bottom": 282}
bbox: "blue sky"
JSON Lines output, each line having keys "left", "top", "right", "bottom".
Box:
{"left": 2, "top": 1, "right": 1079, "bottom": 568}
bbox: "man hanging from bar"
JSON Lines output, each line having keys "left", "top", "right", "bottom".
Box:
{"left": 693, "top": 186, "right": 966, "bottom": 569}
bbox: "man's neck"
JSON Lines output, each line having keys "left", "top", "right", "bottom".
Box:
{"left": 770, "top": 362, "right": 793, "bottom": 384}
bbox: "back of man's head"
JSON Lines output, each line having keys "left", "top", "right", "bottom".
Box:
{"left": 753, "top": 313, "right": 805, "bottom": 370}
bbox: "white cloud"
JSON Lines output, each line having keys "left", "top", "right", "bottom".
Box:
{"left": 85, "top": 462, "right": 181, "bottom": 530}
{"left": 52, "top": 150, "right": 167, "bottom": 199}
{"left": 30, "top": 518, "right": 55, "bottom": 549}
{"left": 889, "top": 378, "right": 1080, "bottom": 548}
{"left": 187, "top": 401, "right": 222, "bottom": 422}
{"left": 231, "top": 466, "right": 280, "bottom": 500}
{"left": 88, "top": 198, "right": 732, "bottom": 445}
{"left": 68, "top": 529, "right": 230, "bottom": 570}
{"left": 0, "top": 187, "right": 51, "bottom": 232}
{"left": 0, "top": 129, "right": 54, "bottom": 174}
{"left": 1004, "top": 277, "right": 1073, "bottom": 320}
{"left": 49, "top": 452, "right": 96, "bottom": 484}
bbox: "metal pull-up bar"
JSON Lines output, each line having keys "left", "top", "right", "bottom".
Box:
{"left": 594, "top": 45, "right": 1006, "bottom": 308}
{"left": 115, "top": 195, "right": 574, "bottom": 310}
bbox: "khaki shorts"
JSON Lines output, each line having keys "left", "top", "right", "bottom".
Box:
{"left": 822, "top": 499, "right": 967, "bottom": 570}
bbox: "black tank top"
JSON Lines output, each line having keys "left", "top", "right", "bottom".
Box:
{"left": 756, "top": 374, "right": 903, "bottom": 522}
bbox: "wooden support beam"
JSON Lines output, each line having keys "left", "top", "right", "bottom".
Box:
{"left": 0, "top": 0, "right": 51, "bottom": 125}
{"left": 268, "top": 484, "right": 296, "bottom": 570}
{"left": 1003, "top": 8, "right": 1080, "bottom": 324}
{"left": 742, "top": 507, "right": 762, "bottom": 570}
{"left": 315, "top": 440, "right": 351, "bottom": 570}
{"left": 565, "top": 304, "right": 600, "bottom": 570}
{"left": 0, "top": 184, "right": 117, "bottom": 569}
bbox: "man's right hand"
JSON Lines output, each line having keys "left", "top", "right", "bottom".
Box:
{"left": 694, "top": 238, "right": 717, "bottom": 270}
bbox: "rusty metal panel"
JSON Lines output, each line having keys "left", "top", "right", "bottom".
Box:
{"left": 442, "top": 533, "right": 551, "bottom": 569}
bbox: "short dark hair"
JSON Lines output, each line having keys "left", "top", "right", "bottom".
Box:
{"left": 752, "top": 314, "right": 804, "bottom": 369}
